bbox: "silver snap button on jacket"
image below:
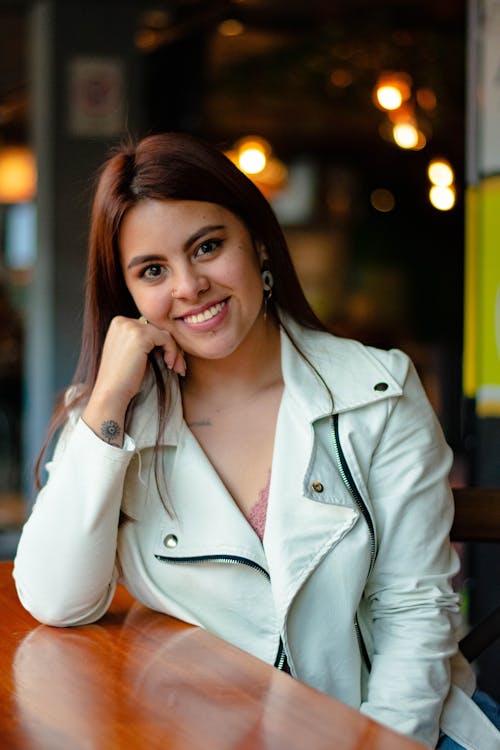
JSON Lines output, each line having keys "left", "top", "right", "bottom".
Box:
{"left": 163, "top": 534, "right": 178, "bottom": 548}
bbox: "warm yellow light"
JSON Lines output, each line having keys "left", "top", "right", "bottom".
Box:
{"left": 235, "top": 137, "right": 270, "bottom": 175}
{"left": 218, "top": 18, "right": 244, "bottom": 36}
{"left": 225, "top": 137, "right": 286, "bottom": 198}
{"left": 376, "top": 85, "right": 403, "bottom": 111}
{"left": 393, "top": 122, "right": 419, "bottom": 149}
{"left": 429, "top": 185, "right": 455, "bottom": 211}
{"left": 373, "top": 72, "right": 411, "bottom": 111}
{"left": 238, "top": 147, "right": 266, "bottom": 175}
{"left": 0, "top": 145, "right": 37, "bottom": 203}
{"left": 428, "top": 159, "right": 454, "bottom": 187}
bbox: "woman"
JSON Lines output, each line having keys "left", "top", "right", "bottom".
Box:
{"left": 13, "top": 133, "right": 499, "bottom": 748}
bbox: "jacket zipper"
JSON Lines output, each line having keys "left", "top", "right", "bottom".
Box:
{"left": 331, "top": 413, "right": 375, "bottom": 671}
{"left": 155, "top": 552, "right": 287, "bottom": 669}
{"left": 274, "top": 637, "right": 286, "bottom": 669}
{"left": 331, "top": 413, "right": 376, "bottom": 569}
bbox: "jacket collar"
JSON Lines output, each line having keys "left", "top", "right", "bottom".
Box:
{"left": 128, "top": 312, "right": 403, "bottom": 449}
{"left": 279, "top": 313, "right": 402, "bottom": 422}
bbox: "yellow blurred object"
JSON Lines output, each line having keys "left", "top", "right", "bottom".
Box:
{"left": 463, "top": 178, "right": 500, "bottom": 414}
{"left": 0, "top": 145, "right": 37, "bottom": 203}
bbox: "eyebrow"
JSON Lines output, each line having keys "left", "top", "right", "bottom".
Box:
{"left": 183, "top": 224, "right": 225, "bottom": 252}
{"left": 127, "top": 254, "right": 166, "bottom": 270}
{"left": 126, "top": 224, "right": 226, "bottom": 270}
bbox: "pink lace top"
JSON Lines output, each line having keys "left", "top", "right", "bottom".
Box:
{"left": 246, "top": 471, "right": 292, "bottom": 673}
{"left": 246, "top": 471, "right": 271, "bottom": 541}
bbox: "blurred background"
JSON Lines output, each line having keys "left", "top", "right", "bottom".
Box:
{"left": 0, "top": 0, "right": 499, "bottom": 698}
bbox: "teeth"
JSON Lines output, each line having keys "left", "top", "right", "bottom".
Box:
{"left": 185, "top": 301, "right": 225, "bottom": 324}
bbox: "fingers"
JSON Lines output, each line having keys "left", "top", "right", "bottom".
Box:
{"left": 114, "top": 314, "right": 185, "bottom": 374}
{"left": 167, "top": 348, "right": 187, "bottom": 377}
{"left": 85, "top": 315, "right": 186, "bottom": 443}
{"left": 133, "top": 316, "right": 186, "bottom": 377}
{"left": 96, "top": 316, "right": 186, "bottom": 403}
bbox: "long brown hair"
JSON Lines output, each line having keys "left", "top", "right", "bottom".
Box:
{"left": 36, "top": 132, "right": 326, "bottom": 487}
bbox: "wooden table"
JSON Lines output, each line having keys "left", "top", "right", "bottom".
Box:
{"left": 0, "top": 561, "right": 425, "bottom": 750}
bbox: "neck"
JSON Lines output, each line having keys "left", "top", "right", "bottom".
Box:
{"left": 182, "top": 316, "right": 282, "bottom": 401}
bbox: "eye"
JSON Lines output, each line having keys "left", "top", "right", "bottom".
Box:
{"left": 141, "top": 263, "right": 165, "bottom": 280}
{"left": 194, "top": 238, "right": 222, "bottom": 258}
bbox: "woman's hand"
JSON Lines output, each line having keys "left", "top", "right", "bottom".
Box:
{"left": 82, "top": 316, "right": 186, "bottom": 446}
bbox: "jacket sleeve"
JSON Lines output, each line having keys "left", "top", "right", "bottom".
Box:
{"left": 358, "top": 352, "right": 463, "bottom": 748}
{"left": 13, "top": 417, "right": 137, "bottom": 626}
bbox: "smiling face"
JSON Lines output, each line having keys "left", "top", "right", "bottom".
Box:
{"left": 119, "top": 198, "right": 269, "bottom": 363}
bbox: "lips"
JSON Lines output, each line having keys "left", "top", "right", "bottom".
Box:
{"left": 181, "top": 299, "right": 228, "bottom": 325}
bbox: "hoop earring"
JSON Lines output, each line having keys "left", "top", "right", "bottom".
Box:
{"left": 261, "top": 267, "right": 274, "bottom": 319}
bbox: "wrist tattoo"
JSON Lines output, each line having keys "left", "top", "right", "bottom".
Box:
{"left": 100, "top": 420, "right": 121, "bottom": 444}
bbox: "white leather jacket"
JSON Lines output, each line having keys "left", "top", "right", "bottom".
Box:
{"left": 13, "top": 318, "right": 499, "bottom": 749}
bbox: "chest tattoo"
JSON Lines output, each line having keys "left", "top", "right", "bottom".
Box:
{"left": 188, "top": 418, "right": 212, "bottom": 428}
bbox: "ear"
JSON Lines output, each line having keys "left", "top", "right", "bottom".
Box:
{"left": 255, "top": 240, "right": 268, "bottom": 265}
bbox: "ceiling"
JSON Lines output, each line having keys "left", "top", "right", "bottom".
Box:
{"left": 0, "top": 0, "right": 466, "bottom": 154}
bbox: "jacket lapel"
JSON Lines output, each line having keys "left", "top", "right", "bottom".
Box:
{"left": 263, "top": 319, "right": 403, "bottom": 628}
{"left": 263, "top": 387, "right": 359, "bottom": 630}
{"left": 157, "top": 422, "right": 269, "bottom": 569}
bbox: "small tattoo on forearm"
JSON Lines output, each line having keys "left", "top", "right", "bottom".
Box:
{"left": 188, "top": 419, "right": 212, "bottom": 427}
{"left": 101, "top": 420, "right": 121, "bottom": 444}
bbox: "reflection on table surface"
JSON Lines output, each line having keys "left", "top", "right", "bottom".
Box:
{"left": 0, "top": 562, "right": 425, "bottom": 750}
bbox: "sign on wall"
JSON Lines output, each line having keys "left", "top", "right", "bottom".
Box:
{"left": 66, "top": 57, "right": 126, "bottom": 137}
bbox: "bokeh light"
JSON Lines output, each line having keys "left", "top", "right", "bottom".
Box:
{"left": 393, "top": 122, "right": 419, "bottom": 149}
{"left": 429, "top": 185, "right": 455, "bottom": 211}
{"left": 428, "top": 159, "right": 454, "bottom": 187}
{"left": 370, "top": 188, "right": 395, "bottom": 212}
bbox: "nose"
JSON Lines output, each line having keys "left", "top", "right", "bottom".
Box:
{"left": 170, "top": 262, "right": 209, "bottom": 300}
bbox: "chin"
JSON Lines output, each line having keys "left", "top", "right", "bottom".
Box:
{"left": 184, "top": 336, "right": 242, "bottom": 361}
